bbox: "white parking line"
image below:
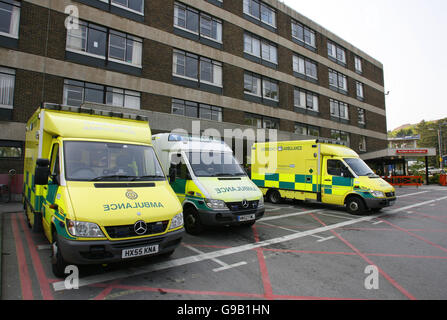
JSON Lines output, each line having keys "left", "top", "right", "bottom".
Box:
{"left": 372, "top": 221, "right": 383, "bottom": 225}
{"left": 315, "top": 211, "right": 354, "bottom": 220}
{"left": 52, "top": 194, "right": 447, "bottom": 291}
{"left": 262, "top": 209, "right": 321, "bottom": 221}
{"left": 37, "top": 245, "right": 51, "bottom": 250}
{"left": 397, "top": 191, "right": 429, "bottom": 198}
{"left": 259, "top": 221, "right": 334, "bottom": 242}
{"left": 183, "top": 245, "right": 247, "bottom": 273}
{"left": 53, "top": 213, "right": 376, "bottom": 291}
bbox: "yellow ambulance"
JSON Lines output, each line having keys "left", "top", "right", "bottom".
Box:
{"left": 251, "top": 139, "right": 396, "bottom": 214}
{"left": 23, "top": 103, "right": 184, "bottom": 277}
{"left": 152, "top": 133, "right": 265, "bottom": 234}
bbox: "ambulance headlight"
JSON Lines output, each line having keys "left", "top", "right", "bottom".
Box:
{"left": 205, "top": 199, "right": 228, "bottom": 210}
{"left": 169, "top": 212, "right": 183, "bottom": 230}
{"left": 371, "top": 190, "right": 385, "bottom": 198}
{"left": 67, "top": 219, "right": 105, "bottom": 238}
{"left": 258, "top": 196, "right": 264, "bottom": 208}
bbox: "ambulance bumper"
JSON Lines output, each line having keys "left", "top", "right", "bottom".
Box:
{"left": 364, "top": 197, "right": 397, "bottom": 209}
{"left": 57, "top": 228, "right": 184, "bottom": 265}
{"left": 197, "top": 207, "right": 265, "bottom": 226}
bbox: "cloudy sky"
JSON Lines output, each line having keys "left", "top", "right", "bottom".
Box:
{"left": 282, "top": 0, "right": 447, "bottom": 131}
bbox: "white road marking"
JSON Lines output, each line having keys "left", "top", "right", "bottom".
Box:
{"left": 397, "top": 191, "right": 429, "bottom": 198}
{"left": 261, "top": 209, "right": 321, "bottom": 221}
{"left": 52, "top": 213, "right": 376, "bottom": 291}
{"left": 315, "top": 211, "right": 354, "bottom": 220}
{"left": 385, "top": 195, "right": 447, "bottom": 214}
{"left": 372, "top": 221, "right": 383, "bottom": 225}
{"left": 183, "top": 245, "right": 247, "bottom": 273}
{"left": 52, "top": 194, "right": 447, "bottom": 291}
{"left": 316, "top": 236, "right": 335, "bottom": 242}
{"left": 259, "top": 221, "right": 334, "bottom": 242}
{"left": 37, "top": 245, "right": 51, "bottom": 250}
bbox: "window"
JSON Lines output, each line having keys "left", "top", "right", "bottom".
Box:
{"left": 66, "top": 21, "right": 107, "bottom": 58}
{"left": 173, "top": 49, "right": 222, "bottom": 87}
{"left": 244, "top": 113, "right": 279, "bottom": 129}
{"left": 356, "top": 81, "right": 364, "bottom": 99}
{"left": 174, "top": 2, "right": 222, "bottom": 43}
{"left": 0, "top": 0, "right": 20, "bottom": 39}
{"left": 327, "top": 159, "right": 347, "bottom": 176}
{"left": 0, "top": 67, "right": 15, "bottom": 109}
{"left": 243, "top": 0, "right": 276, "bottom": 28}
{"left": 171, "top": 99, "right": 222, "bottom": 122}
{"left": 354, "top": 55, "right": 363, "bottom": 73}
{"left": 291, "top": 20, "right": 315, "bottom": 49}
{"left": 359, "top": 136, "right": 367, "bottom": 152}
{"left": 243, "top": 72, "right": 261, "bottom": 96}
{"left": 330, "top": 99, "right": 349, "bottom": 120}
{"left": 357, "top": 107, "right": 366, "bottom": 126}
{"left": 108, "top": 30, "right": 142, "bottom": 67}
{"left": 262, "top": 78, "right": 278, "bottom": 101}
{"left": 244, "top": 33, "right": 277, "bottom": 65}
{"left": 327, "top": 41, "right": 346, "bottom": 65}
{"left": 328, "top": 69, "right": 348, "bottom": 93}
{"left": 294, "top": 88, "right": 318, "bottom": 112}
{"left": 66, "top": 20, "right": 142, "bottom": 68}
{"left": 200, "top": 13, "right": 222, "bottom": 42}
{"left": 330, "top": 129, "right": 350, "bottom": 146}
{"left": 294, "top": 123, "right": 319, "bottom": 137}
{"left": 63, "top": 79, "right": 141, "bottom": 109}
{"left": 244, "top": 72, "right": 278, "bottom": 102}
{"left": 293, "top": 55, "right": 318, "bottom": 80}
{"left": 0, "top": 140, "right": 22, "bottom": 158}
{"left": 104, "top": 0, "right": 144, "bottom": 14}
{"left": 106, "top": 87, "right": 140, "bottom": 109}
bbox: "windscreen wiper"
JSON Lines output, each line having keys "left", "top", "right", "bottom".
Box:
{"left": 90, "top": 175, "right": 136, "bottom": 181}
{"left": 131, "top": 175, "right": 165, "bottom": 181}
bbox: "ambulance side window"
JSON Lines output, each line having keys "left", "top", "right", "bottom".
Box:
{"left": 327, "top": 159, "right": 343, "bottom": 177}
{"left": 50, "top": 144, "right": 60, "bottom": 183}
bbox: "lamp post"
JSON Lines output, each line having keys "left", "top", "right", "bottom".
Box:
{"left": 430, "top": 122, "right": 447, "bottom": 170}
{"left": 439, "top": 122, "right": 447, "bottom": 170}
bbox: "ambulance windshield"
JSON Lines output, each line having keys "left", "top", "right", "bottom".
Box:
{"left": 64, "top": 141, "right": 165, "bottom": 181}
{"left": 344, "top": 158, "right": 378, "bottom": 177}
{"left": 186, "top": 151, "right": 246, "bottom": 177}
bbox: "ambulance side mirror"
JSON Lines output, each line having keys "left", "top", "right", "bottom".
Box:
{"left": 35, "top": 159, "right": 50, "bottom": 185}
{"left": 169, "top": 166, "right": 176, "bottom": 183}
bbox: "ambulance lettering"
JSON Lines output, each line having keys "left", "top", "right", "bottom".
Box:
{"left": 103, "top": 201, "right": 164, "bottom": 211}
{"left": 215, "top": 186, "right": 258, "bottom": 194}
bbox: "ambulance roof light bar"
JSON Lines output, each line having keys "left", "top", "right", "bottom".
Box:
{"left": 41, "top": 102, "right": 149, "bottom": 122}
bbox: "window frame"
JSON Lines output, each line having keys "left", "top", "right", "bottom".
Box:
{"left": 0, "top": 0, "right": 20, "bottom": 39}
{"left": 0, "top": 66, "right": 15, "bottom": 110}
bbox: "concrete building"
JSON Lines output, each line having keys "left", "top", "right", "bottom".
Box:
{"left": 0, "top": 0, "right": 388, "bottom": 195}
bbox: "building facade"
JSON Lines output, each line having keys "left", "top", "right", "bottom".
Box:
{"left": 0, "top": 0, "right": 388, "bottom": 186}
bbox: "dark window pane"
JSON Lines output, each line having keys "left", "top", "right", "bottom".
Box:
{"left": 87, "top": 27, "right": 107, "bottom": 57}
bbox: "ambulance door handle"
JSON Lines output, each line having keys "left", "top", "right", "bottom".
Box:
{"left": 324, "top": 179, "right": 331, "bottom": 182}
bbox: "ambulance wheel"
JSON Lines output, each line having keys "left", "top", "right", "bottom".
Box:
{"left": 52, "top": 229, "right": 68, "bottom": 278}
{"left": 184, "top": 206, "right": 204, "bottom": 235}
{"left": 267, "top": 189, "right": 282, "bottom": 204}
{"left": 346, "top": 196, "right": 366, "bottom": 215}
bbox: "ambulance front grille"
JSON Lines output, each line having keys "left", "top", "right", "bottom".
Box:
{"left": 105, "top": 221, "right": 169, "bottom": 239}
{"left": 385, "top": 192, "right": 395, "bottom": 198}
{"left": 226, "top": 200, "right": 259, "bottom": 211}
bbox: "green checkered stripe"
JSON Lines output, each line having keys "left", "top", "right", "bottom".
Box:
{"left": 252, "top": 173, "right": 321, "bottom": 193}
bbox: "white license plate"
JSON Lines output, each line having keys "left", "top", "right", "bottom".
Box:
{"left": 238, "top": 214, "right": 256, "bottom": 222}
{"left": 122, "top": 245, "right": 159, "bottom": 259}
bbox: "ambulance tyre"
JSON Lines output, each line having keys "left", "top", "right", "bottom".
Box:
{"left": 52, "top": 229, "right": 68, "bottom": 278}
{"left": 184, "top": 206, "right": 204, "bottom": 235}
{"left": 267, "top": 189, "right": 282, "bottom": 204}
{"left": 345, "top": 196, "right": 366, "bottom": 215}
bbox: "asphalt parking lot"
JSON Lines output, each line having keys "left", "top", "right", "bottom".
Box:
{"left": 1, "top": 185, "right": 447, "bottom": 301}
